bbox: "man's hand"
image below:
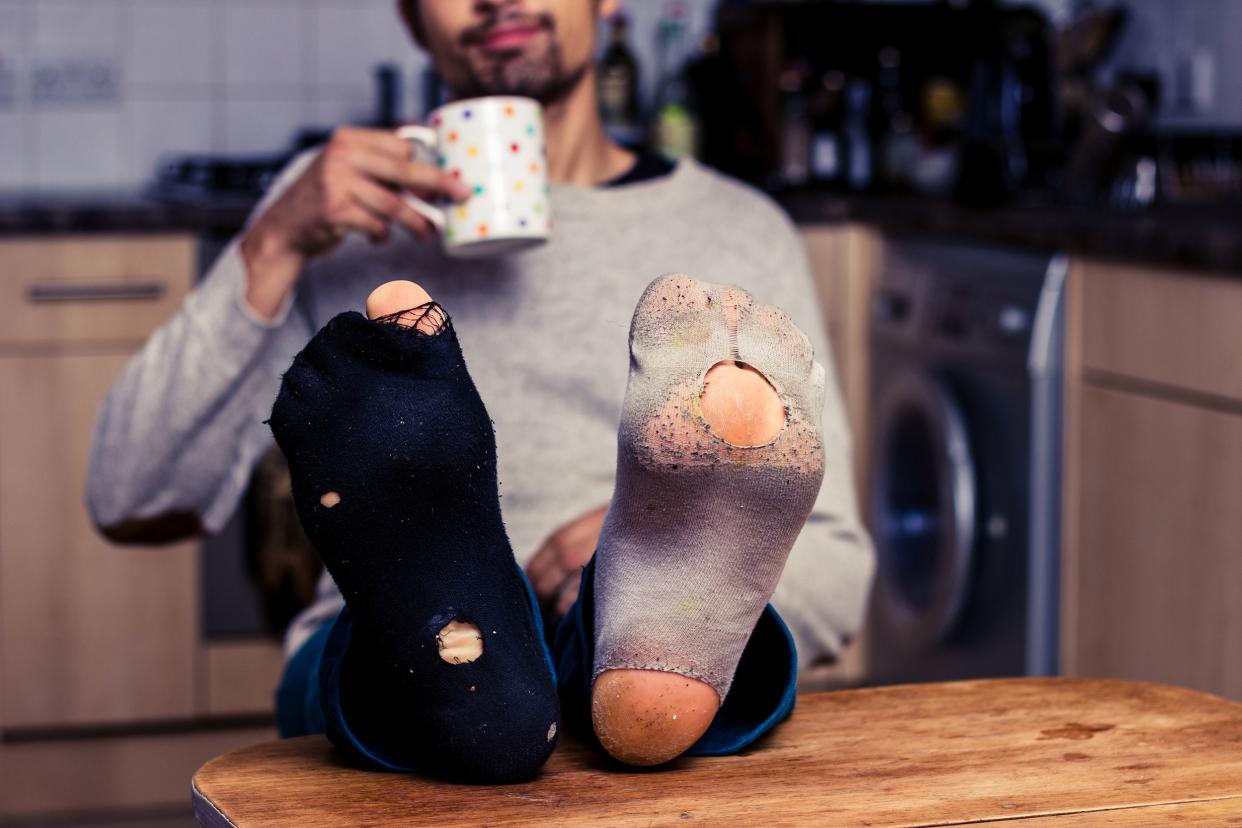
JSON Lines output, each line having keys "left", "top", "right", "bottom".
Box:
{"left": 526, "top": 504, "right": 608, "bottom": 619}
{"left": 240, "top": 127, "right": 472, "bottom": 321}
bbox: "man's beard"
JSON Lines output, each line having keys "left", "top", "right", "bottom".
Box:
{"left": 450, "top": 13, "right": 587, "bottom": 105}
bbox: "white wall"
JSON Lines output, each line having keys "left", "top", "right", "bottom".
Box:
{"left": 0, "top": 0, "right": 715, "bottom": 192}
{"left": 0, "top": 0, "right": 433, "bottom": 191}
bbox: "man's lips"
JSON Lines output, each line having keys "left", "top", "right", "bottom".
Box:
{"left": 475, "top": 23, "right": 543, "bottom": 52}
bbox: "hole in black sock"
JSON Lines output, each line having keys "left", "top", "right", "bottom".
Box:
{"left": 372, "top": 301, "right": 450, "bottom": 337}
{"left": 436, "top": 619, "right": 484, "bottom": 664}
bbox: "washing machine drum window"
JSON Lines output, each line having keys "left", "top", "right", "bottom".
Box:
{"left": 871, "top": 371, "right": 977, "bottom": 648}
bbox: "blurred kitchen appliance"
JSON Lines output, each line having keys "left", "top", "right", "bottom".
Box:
{"left": 866, "top": 241, "right": 1064, "bottom": 684}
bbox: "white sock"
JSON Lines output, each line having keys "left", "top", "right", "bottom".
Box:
{"left": 593, "top": 274, "right": 826, "bottom": 699}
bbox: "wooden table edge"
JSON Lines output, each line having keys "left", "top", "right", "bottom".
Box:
{"left": 192, "top": 777, "right": 237, "bottom": 828}
{"left": 188, "top": 679, "right": 1242, "bottom": 826}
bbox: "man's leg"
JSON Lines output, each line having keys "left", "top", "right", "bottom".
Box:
{"left": 267, "top": 281, "right": 559, "bottom": 782}
{"left": 275, "top": 620, "right": 331, "bottom": 739}
{"left": 564, "top": 274, "right": 825, "bottom": 765}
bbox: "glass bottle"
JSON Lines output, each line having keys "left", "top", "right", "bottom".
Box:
{"left": 598, "top": 14, "right": 643, "bottom": 146}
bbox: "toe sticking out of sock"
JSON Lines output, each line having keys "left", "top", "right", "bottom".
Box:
{"left": 371, "top": 302, "right": 450, "bottom": 336}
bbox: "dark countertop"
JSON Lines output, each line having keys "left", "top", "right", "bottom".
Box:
{"left": 0, "top": 191, "right": 254, "bottom": 237}
{"left": 2, "top": 188, "right": 1239, "bottom": 275}
{"left": 777, "top": 190, "right": 1242, "bottom": 276}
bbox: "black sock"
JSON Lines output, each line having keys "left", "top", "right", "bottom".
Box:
{"left": 269, "top": 305, "right": 559, "bottom": 782}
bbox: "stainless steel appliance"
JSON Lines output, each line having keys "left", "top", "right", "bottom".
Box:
{"left": 866, "top": 240, "right": 1065, "bottom": 684}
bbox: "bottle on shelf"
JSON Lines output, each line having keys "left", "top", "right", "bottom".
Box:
{"left": 810, "top": 70, "right": 847, "bottom": 186}
{"left": 844, "top": 79, "right": 874, "bottom": 191}
{"left": 876, "top": 46, "right": 917, "bottom": 190}
{"left": 598, "top": 13, "right": 643, "bottom": 146}
{"left": 651, "top": 0, "right": 699, "bottom": 160}
{"left": 778, "top": 63, "right": 812, "bottom": 186}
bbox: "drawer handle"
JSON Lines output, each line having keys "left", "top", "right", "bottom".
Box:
{"left": 27, "top": 281, "right": 166, "bottom": 303}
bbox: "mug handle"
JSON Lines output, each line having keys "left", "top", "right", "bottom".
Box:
{"left": 395, "top": 125, "right": 446, "bottom": 230}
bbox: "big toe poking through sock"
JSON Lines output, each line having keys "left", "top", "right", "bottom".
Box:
{"left": 592, "top": 274, "right": 826, "bottom": 766}
{"left": 269, "top": 280, "right": 558, "bottom": 782}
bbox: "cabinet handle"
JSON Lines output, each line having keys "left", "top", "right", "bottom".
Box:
{"left": 27, "top": 281, "right": 166, "bottom": 303}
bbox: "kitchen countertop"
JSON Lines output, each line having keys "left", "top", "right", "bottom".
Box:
{"left": 3, "top": 188, "right": 1240, "bottom": 275}
{"left": 778, "top": 190, "right": 1242, "bottom": 275}
{"left": 0, "top": 191, "right": 254, "bottom": 237}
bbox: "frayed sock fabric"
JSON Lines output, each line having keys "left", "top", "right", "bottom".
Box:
{"left": 269, "top": 305, "right": 558, "bottom": 782}
{"left": 593, "top": 275, "right": 827, "bottom": 700}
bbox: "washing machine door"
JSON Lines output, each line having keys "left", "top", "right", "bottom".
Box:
{"left": 870, "top": 371, "right": 977, "bottom": 649}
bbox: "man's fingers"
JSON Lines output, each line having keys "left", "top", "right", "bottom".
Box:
{"left": 331, "top": 126, "right": 413, "bottom": 161}
{"left": 555, "top": 570, "right": 583, "bottom": 619}
{"left": 329, "top": 202, "right": 389, "bottom": 245}
{"left": 526, "top": 542, "right": 558, "bottom": 583}
{"left": 555, "top": 507, "right": 608, "bottom": 568}
{"left": 351, "top": 177, "right": 435, "bottom": 240}
{"left": 531, "top": 553, "right": 570, "bottom": 600}
{"left": 342, "top": 144, "right": 472, "bottom": 202}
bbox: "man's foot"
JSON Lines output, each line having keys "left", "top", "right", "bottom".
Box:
{"left": 269, "top": 280, "right": 558, "bottom": 782}
{"left": 591, "top": 274, "right": 826, "bottom": 766}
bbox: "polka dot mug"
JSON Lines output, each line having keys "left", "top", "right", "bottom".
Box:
{"left": 397, "top": 96, "right": 550, "bottom": 258}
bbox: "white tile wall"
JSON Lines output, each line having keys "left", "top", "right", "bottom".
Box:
{"left": 124, "top": 97, "right": 216, "bottom": 180}
{"left": 30, "top": 109, "right": 125, "bottom": 188}
{"left": 127, "top": 1, "right": 217, "bottom": 92}
{"left": 0, "top": 0, "right": 1237, "bottom": 192}
{"left": 222, "top": 2, "right": 306, "bottom": 92}
{"left": 0, "top": 0, "right": 439, "bottom": 191}
{"left": 222, "top": 97, "right": 303, "bottom": 155}
{"left": 0, "top": 112, "right": 26, "bottom": 187}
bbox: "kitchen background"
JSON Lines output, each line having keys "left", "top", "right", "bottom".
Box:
{"left": 3, "top": 1, "right": 1242, "bottom": 826}
{"left": 2, "top": 0, "right": 1241, "bottom": 192}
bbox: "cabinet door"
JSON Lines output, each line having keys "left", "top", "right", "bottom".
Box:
{"left": 1063, "top": 384, "right": 1242, "bottom": 698}
{"left": 0, "top": 353, "right": 199, "bottom": 728}
{"left": 799, "top": 223, "right": 880, "bottom": 500}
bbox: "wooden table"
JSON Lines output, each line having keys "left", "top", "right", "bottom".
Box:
{"left": 192, "top": 678, "right": 1242, "bottom": 826}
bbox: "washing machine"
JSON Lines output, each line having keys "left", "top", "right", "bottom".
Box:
{"left": 865, "top": 239, "right": 1065, "bottom": 685}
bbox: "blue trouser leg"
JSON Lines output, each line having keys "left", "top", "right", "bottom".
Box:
{"left": 274, "top": 557, "right": 797, "bottom": 767}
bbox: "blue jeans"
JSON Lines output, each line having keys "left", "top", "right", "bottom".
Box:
{"left": 275, "top": 558, "right": 798, "bottom": 770}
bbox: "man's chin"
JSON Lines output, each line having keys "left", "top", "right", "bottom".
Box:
{"left": 456, "top": 47, "right": 581, "bottom": 105}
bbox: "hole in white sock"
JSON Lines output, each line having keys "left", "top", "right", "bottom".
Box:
{"left": 699, "top": 361, "right": 786, "bottom": 448}
{"left": 320, "top": 491, "right": 341, "bottom": 508}
{"left": 436, "top": 619, "right": 484, "bottom": 664}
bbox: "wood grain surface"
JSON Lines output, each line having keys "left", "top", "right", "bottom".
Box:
{"left": 192, "top": 678, "right": 1242, "bottom": 826}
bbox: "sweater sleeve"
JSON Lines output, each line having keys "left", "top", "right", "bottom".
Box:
{"left": 86, "top": 151, "right": 319, "bottom": 537}
{"left": 760, "top": 214, "right": 877, "bottom": 670}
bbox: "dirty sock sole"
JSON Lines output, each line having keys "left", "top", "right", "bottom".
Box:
{"left": 593, "top": 275, "right": 827, "bottom": 701}
{"left": 269, "top": 305, "right": 558, "bottom": 782}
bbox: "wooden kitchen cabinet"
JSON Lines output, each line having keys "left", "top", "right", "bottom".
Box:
{"left": 0, "top": 234, "right": 279, "bottom": 822}
{"left": 800, "top": 223, "right": 880, "bottom": 497}
{"left": 1061, "top": 258, "right": 1242, "bottom": 699}
{"left": 798, "top": 223, "right": 880, "bottom": 691}
{"left": 0, "top": 353, "right": 199, "bottom": 727}
{"left": 0, "top": 236, "right": 200, "bottom": 729}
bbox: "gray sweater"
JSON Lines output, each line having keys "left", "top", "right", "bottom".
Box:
{"left": 87, "top": 153, "right": 874, "bottom": 666}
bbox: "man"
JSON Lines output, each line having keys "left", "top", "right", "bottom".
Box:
{"left": 87, "top": 0, "right": 873, "bottom": 778}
